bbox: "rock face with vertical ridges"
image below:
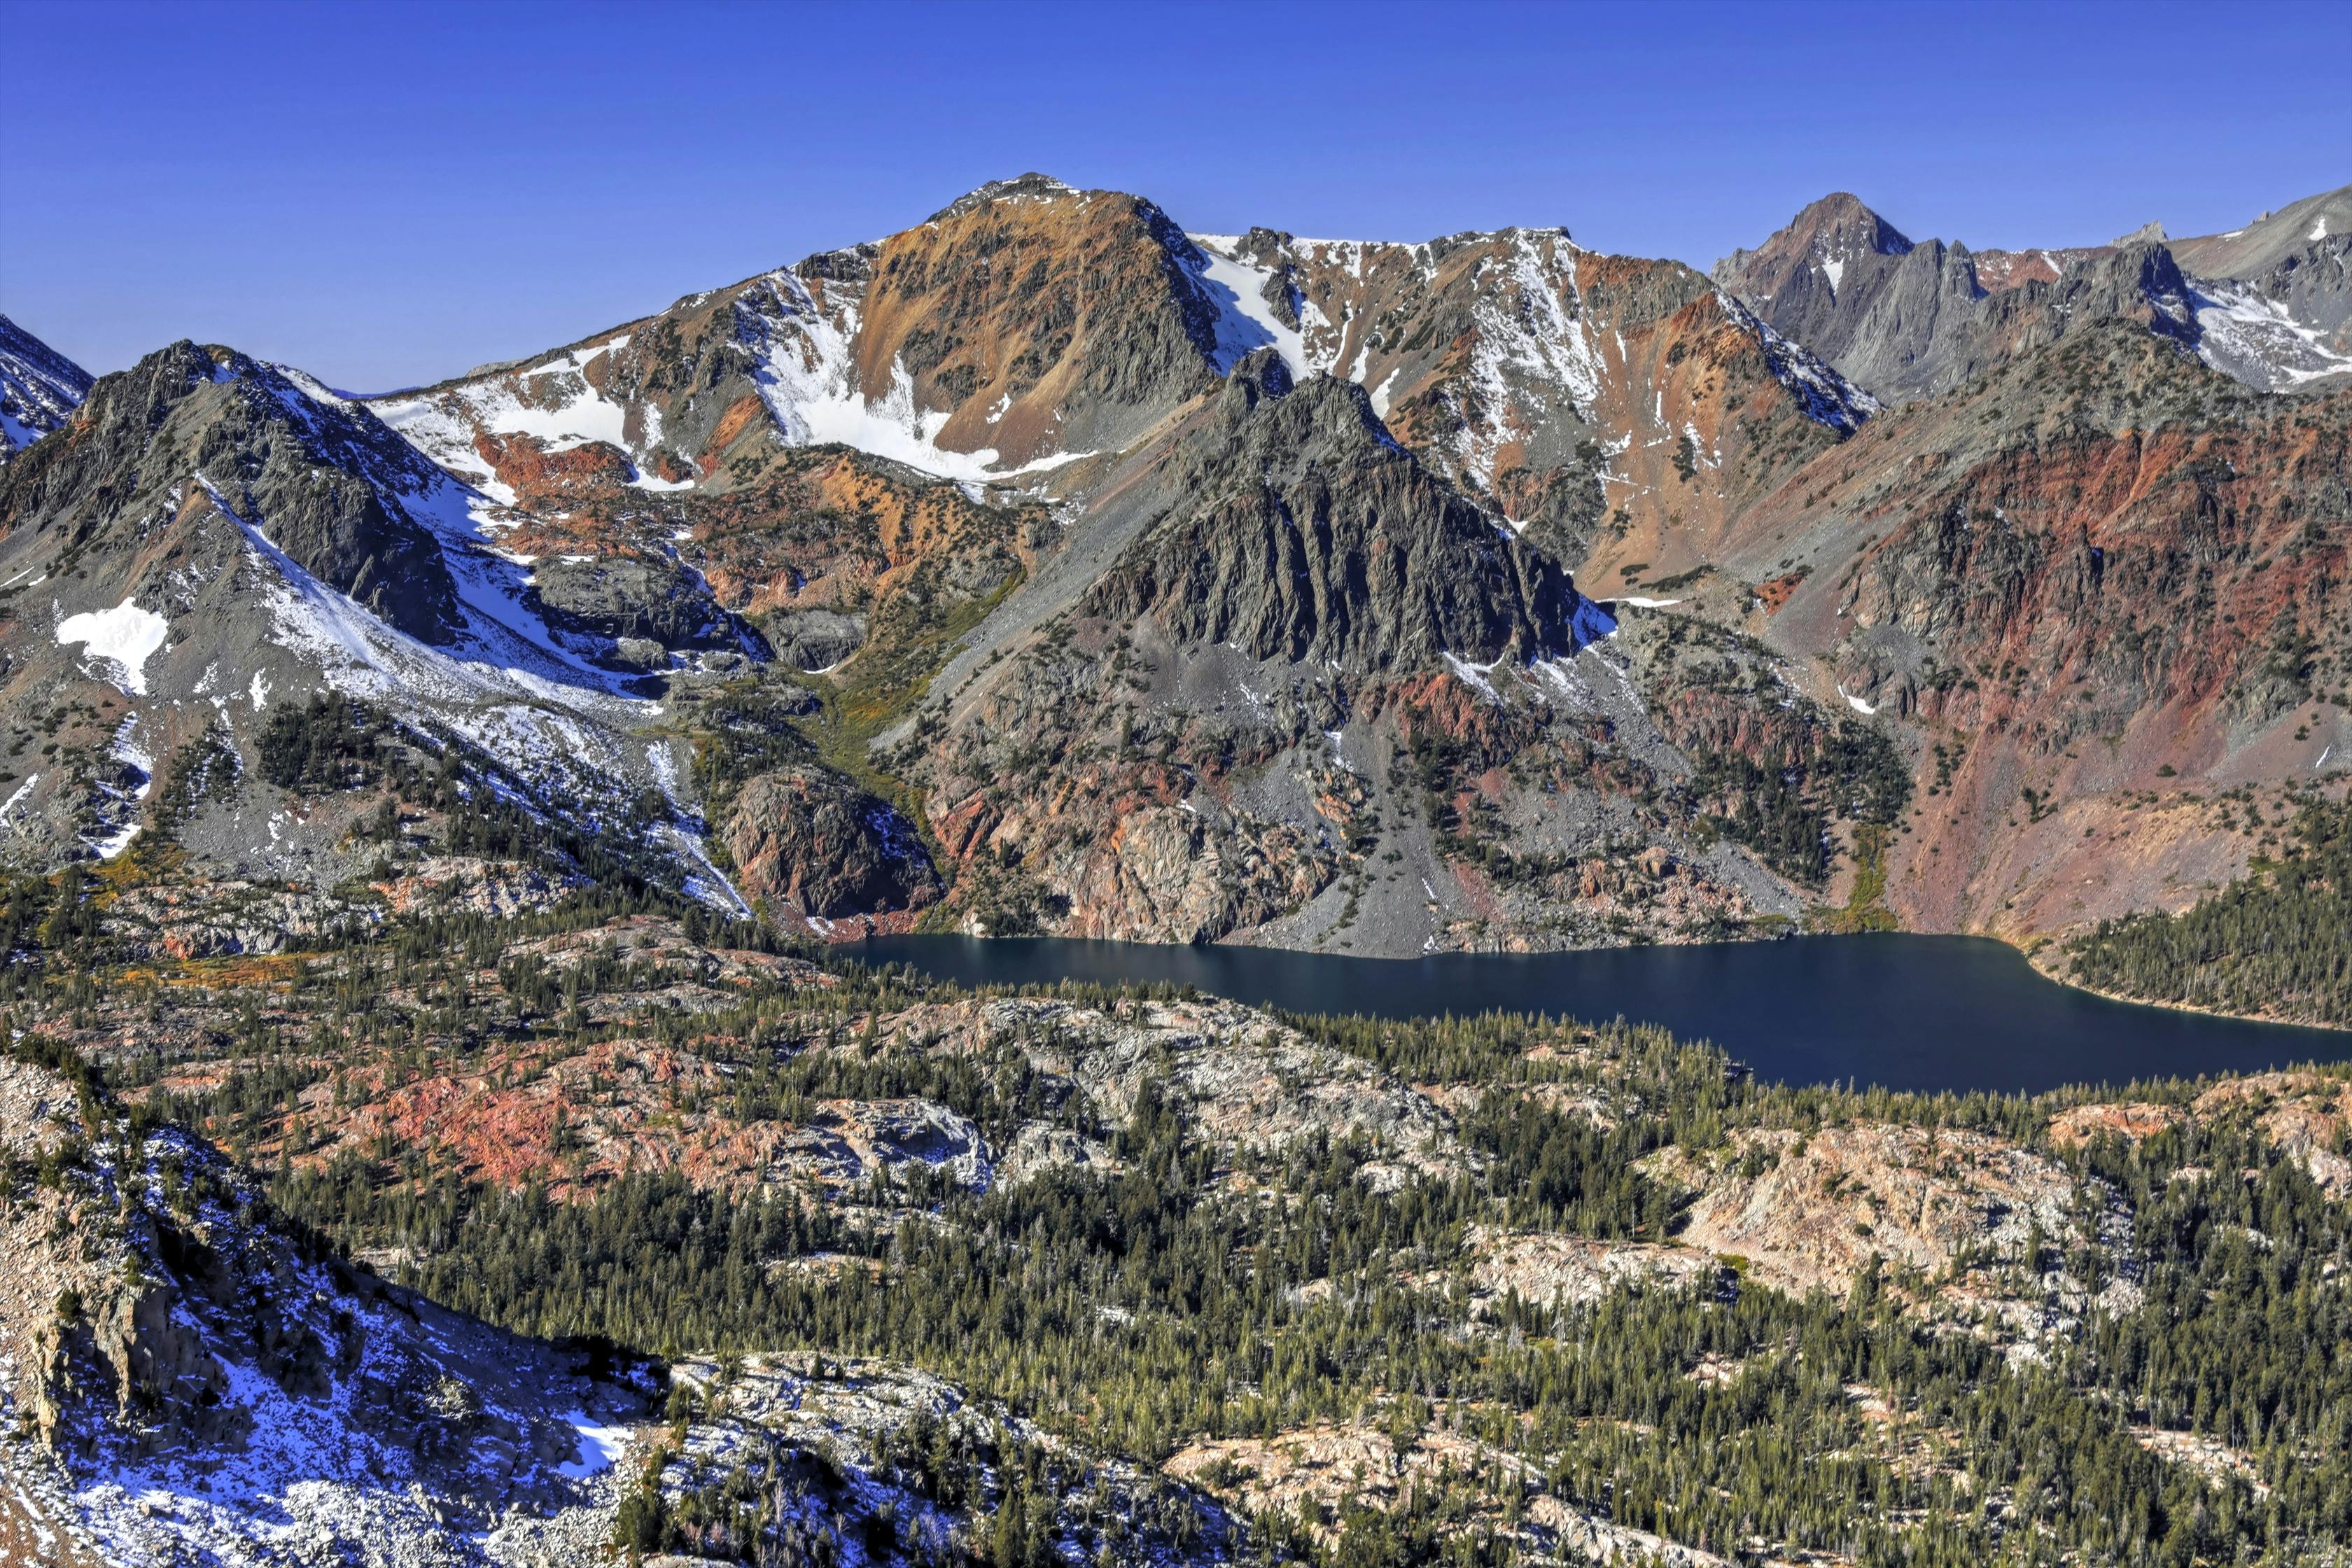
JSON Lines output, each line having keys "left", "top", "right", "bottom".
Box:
{"left": 1083, "top": 353, "right": 1600, "bottom": 673}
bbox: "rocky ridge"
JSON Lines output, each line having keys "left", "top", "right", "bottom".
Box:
{"left": 1714, "top": 187, "right": 2352, "bottom": 402}
{"left": 0, "top": 317, "right": 90, "bottom": 460}
{"left": 0, "top": 1054, "right": 658, "bottom": 1567}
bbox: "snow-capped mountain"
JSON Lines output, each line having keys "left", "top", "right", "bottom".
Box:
{"left": 0, "top": 172, "right": 2346, "bottom": 967}
{"left": 362, "top": 175, "right": 1880, "bottom": 601}
{"left": 0, "top": 174, "right": 1894, "bottom": 954}
{"left": 0, "top": 314, "right": 92, "bottom": 457}
{"left": 368, "top": 174, "right": 1234, "bottom": 496}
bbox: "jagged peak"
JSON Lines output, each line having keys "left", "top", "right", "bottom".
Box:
{"left": 2110, "top": 218, "right": 2167, "bottom": 247}
{"left": 925, "top": 172, "right": 1086, "bottom": 223}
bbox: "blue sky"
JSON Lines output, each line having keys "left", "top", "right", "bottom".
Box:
{"left": 8, "top": 0, "right": 2346, "bottom": 390}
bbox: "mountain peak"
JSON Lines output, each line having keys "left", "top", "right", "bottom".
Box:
{"left": 1782, "top": 192, "right": 1915, "bottom": 258}
{"left": 926, "top": 172, "right": 1086, "bottom": 223}
{"left": 1712, "top": 193, "right": 1915, "bottom": 298}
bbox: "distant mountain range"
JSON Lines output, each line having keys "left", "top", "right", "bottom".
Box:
{"left": 1714, "top": 185, "right": 2352, "bottom": 397}
{"left": 0, "top": 176, "right": 2345, "bottom": 969}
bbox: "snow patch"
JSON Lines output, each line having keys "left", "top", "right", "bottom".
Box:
{"left": 56, "top": 598, "right": 170, "bottom": 695}
{"left": 1184, "top": 239, "right": 1317, "bottom": 380}
{"left": 1442, "top": 652, "right": 1504, "bottom": 704}
{"left": 556, "top": 1415, "right": 633, "bottom": 1480}
{"left": 2192, "top": 284, "right": 2352, "bottom": 388}
{"left": 737, "top": 270, "right": 1093, "bottom": 482}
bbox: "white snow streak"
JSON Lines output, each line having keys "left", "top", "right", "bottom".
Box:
{"left": 2192, "top": 284, "right": 2352, "bottom": 388}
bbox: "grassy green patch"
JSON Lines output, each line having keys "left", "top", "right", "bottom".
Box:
{"left": 1809, "top": 823, "right": 1898, "bottom": 933}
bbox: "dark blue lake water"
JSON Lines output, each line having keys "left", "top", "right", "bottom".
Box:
{"left": 853, "top": 932, "right": 2351, "bottom": 1096}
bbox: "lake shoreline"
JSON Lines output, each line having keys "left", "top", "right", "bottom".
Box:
{"left": 851, "top": 930, "right": 2352, "bottom": 1096}
{"left": 884, "top": 921, "right": 2351, "bottom": 1040}
{"left": 2019, "top": 940, "right": 2348, "bottom": 1037}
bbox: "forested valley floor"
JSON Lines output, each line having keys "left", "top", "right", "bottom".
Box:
{"left": 5, "top": 878, "right": 2349, "bottom": 1566}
